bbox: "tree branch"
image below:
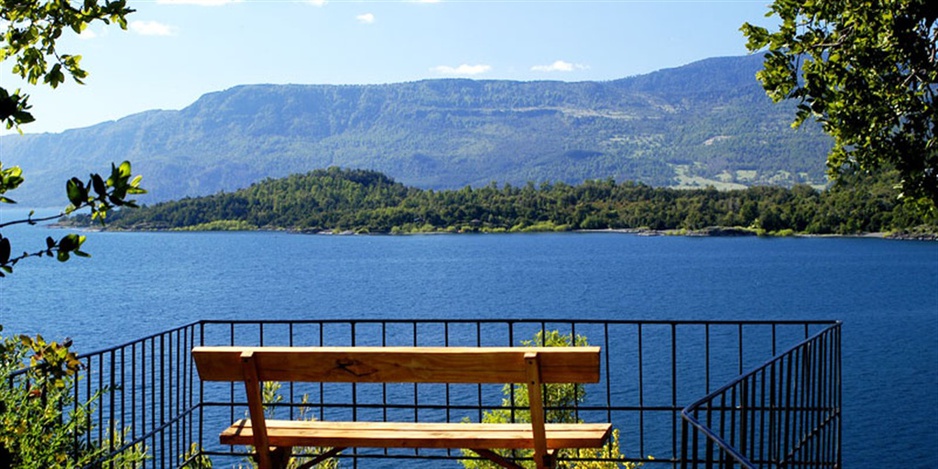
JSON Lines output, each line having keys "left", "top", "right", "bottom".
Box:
{"left": 0, "top": 211, "right": 66, "bottom": 229}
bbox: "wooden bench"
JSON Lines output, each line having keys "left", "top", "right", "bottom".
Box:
{"left": 193, "top": 346, "right": 612, "bottom": 469}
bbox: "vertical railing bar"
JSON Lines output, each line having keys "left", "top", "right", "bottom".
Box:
{"left": 794, "top": 343, "right": 804, "bottom": 465}
{"left": 444, "top": 321, "right": 451, "bottom": 423}
{"left": 476, "top": 321, "right": 483, "bottom": 423}
{"left": 175, "top": 328, "right": 182, "bottom": 465}
{"left": 143, "top": 339, "right": 149, "bottom": 468}
{"left": 131, "top": 342, "right": 137, "bottom": 447}
{"left": 758, "top": 366, "right": 767, "bottom": 466}
{"left": 183, "top": 326, "right": 191, "bottom": 461}
{"left": 803, "top": 340, "right": 813, "bottom": 466}
{"left": 705, "top": 324, "right": 711, "bottom": 393}
{"left": 508, "top": 321, "right": 516, "bottom": 424}
{"left": 187, "top": 325, "right": 192, "bottom": 461}
{"left": 680, "top": 414, "right": 688, "bottom": 469}
{"left": 97, "top": 353, "right": 104, "bottom": 452}
{"left": 288, "top": 322, "right": 295, "bottom": 420}
{"left": 198, "top": 322, "right": 206, "bottom": 461}
{"left": 671, "top": 322, "right": 678, "bottom": 459}
{"left": 411, "top": 321, "right": 417, "bottom": 425}
{"left": 782, "top": 348, "right": 794, "bottom": 467}
{"left": 835, "top": 324, "right": 843, "bottom": 468}
{"left": 707, "top": 395, "right": 716, "bottom": 469}
{"left": 637, "top": 323, "right": 645, "bottom": 458}
{"left": 228, "top": 323, "right": 235, "bottom": 428}
{"left": 318, "top": 323, "right": 325, "bottom": 422}
{"left": 382, "top": 321, "right": 388, "bottom": 422}
{"left": 820, "top": 332, "right": 828, "bottom": 466}
{"left": 382, "top": 321, "right": 390, "bottom": 459}
{"left": 740, "top": 377, "right": 748, "bottom": 463}
{"left": 748, "top": 373, "right": 757, "bottom": 461}
{"left": 571, "top": 321, "right": 580, "bottom": 423}
{"left": 822, "top": 333, "right": 834, "bottom": 467}
{"left": 720, "top": 380, "right": 732, "bottom": 460}
{"left": 603, "top": 322, "right": 612, "bottom": 423}
{"left": 85, "top": 356, "right": 93, "bottom": 460}
{"left": 119, "top": 346, "right": 126, "bottom": 458}
{"left": 108, "top": 349, "right": 116, "bottom": 460}
{"left": 835, "top": 326, "right": 842, "bottom": 468}
{"left": 814, "top": 333, "right": 826, "bottom": 467}
{"left": 351, "top": 321, "right": 358, "bottom": 425}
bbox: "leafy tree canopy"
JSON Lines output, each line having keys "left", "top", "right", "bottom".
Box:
{"left": 1, "top": 0, "right": 142, "bottom": 277}
{"left": 742, "top": 0, "right": 937, "bottom": 205}
{"left": 1, "top": 0, "right": 132, "bottom": 129}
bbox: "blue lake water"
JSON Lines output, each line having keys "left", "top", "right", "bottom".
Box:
{"left": 1, "top": 212, "right": 936, "bottom": 467}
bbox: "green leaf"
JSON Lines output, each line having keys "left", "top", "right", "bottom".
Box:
{"left": 0, "top": 237, "right": 11, "bottom": 264}
{"left": 66, "top": 177, "right": 86, "bottom": 207}
{"left": 91, "top": 173, "right": 106, "bottom": 198}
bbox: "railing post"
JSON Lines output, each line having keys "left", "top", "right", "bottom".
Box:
{"left": 739, "top": 380, "right": 747, "bottom": 466}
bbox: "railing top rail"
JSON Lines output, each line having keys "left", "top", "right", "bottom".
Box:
{"left": 196, "top": 318, "right": 841, "bottom": 326}
{"left": 51, "top": 318, "right": 842, "bottom": 363}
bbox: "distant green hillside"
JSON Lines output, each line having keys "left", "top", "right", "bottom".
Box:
{"left": 3, "top": 55, "right": 832, "bottom": 207}
{"left": 81, "top": 167, "right": 934, "bottom": 237}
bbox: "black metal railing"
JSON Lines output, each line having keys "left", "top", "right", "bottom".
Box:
{"left": 75, "top": 322, "right": 203, "bottom": 468}
{"left": 680, "top": 323, "right": 842, "bottom": 469}
{"left": 3, "top": 319, "right": 841, "bottom": 468}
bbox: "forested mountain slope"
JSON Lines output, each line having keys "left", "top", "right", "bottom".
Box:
{"left": 2, "top": 54, "right": 831, "bottom": 207}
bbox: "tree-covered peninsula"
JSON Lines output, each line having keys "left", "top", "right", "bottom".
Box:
{"left": 74, "top": 167, "right": 935, "bottom": 237}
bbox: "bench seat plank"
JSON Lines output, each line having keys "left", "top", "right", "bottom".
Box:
{"left": 221, "top": 419, "right": 612, "bottom": 450}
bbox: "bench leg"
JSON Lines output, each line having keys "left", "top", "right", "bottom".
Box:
{"left": 470, "top": 448, "right": 524, "bottom": 469}
{"left": 258, "top": 446, "right": 291, "bottom": 469}
{"left": 539, "top": 449, "right": 557, "bottom": 469}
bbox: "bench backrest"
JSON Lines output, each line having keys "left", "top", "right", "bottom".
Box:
{"left": 193, "top": 346, "right": 602, "bottom": 384}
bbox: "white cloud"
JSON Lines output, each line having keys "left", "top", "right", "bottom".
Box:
{"left": 356, "top": 13, "right": 375, "bottom": 24}
{"left": 129, "top": 21, "right": 177, "bottom": 37}
{"left": 307, "top": 0, "right": 327, "bottom": 5}
{"left": 531, "top": 60, "right": 589, "bottom": 73}
{"left": 432, "top": 64, "right": 492, "bottom": 76}
{"left": 156, "top": 0, "right": 241, "bottom": 5}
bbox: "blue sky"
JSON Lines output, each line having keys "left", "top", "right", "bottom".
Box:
{"left": 2, "top": 0, "right": 776, "bottom": 135}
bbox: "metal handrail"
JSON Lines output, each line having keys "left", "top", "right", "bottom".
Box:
{"left": 679, "top": 322, "right": 842, "bottom": 469}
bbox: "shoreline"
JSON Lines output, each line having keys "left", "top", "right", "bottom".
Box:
{"left": 49, "top": 222, "right": 938, "bottom": 241}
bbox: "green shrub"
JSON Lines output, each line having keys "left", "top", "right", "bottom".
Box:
{"left": 0, "top": 325, "right": 147, "bottom": 468}
{"left": 459, "top": 330, "right": 643, "bottom": 469}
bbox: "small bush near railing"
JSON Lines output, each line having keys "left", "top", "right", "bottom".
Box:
{"left": 0, "top": 325, "right": 147, "bottom": 468}
{"left": 459, "top": 330, "right": 644, "bottom": 469}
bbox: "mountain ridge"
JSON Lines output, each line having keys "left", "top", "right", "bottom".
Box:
{"left": 1, "top": 54, "right": 832, "bottom": 207}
